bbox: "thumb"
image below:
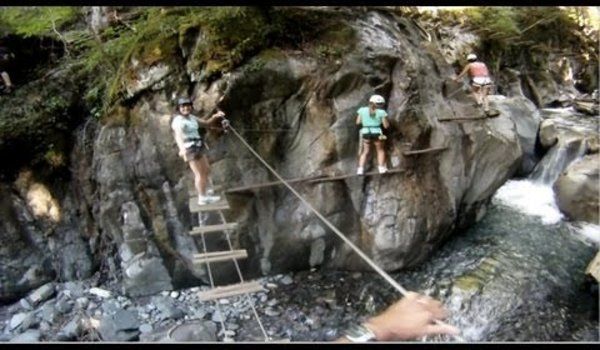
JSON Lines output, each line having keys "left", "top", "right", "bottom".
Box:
{"left": 422, "top": 324, "right": 461, "bottom": 337}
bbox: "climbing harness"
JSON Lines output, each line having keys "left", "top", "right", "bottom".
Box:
{"left": 225, "top": 124, "right": 466, "bottom": 342}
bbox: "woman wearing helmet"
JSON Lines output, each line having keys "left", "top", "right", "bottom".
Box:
{"left": 454, "top": 53, "right": 493, "bottom": 113}
{"left": 171, "top": 97, "right": 229, "bottom": 205}
{"left": 356, "top": 94, "right": 390, "bottom": 175}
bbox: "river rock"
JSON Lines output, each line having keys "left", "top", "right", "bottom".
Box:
{"left": 63, "top": 281, "right": 86, "bottom": 299}
{"left": 98, "top": 309, "right": 141, "bottom": 341}
{"left": 27, "top": 282, "right": 55, "bottom": 307}
{"left": 139, "top": 324, "right": 153, "bottom": 334}
{"left": 151, "top": 296, "right": 185, "bottom": 320}
{"left": 55, "top": 294, "right": 74, "bottom": 314}
{"left": 9, "top": 329, "right": 41, "bottom": 342}
{"left": 167, "top": 321, "right": 217, "bottom": 342}
{"left": 539, "top": 119, "right": 559, "bottom": 149}
{"left": 19, "top": 298, "right": 32, "bottom": 311}
{"left": 9, "top": 312, "right": 35, "bottom": 332}
{"left": 75, "top": 297, "right": 90, "bottom": 309}
{"left": 39, "top": 303, "right": 57, "bottom": 323}
{"left": 495, "top": 96, "right": 542, "bottom": 176}
{"left": 553, "top": 154, "right": 600, "bottom": 223}
{"left": 56, "top": 316, "right": 82, "bottom": 341}
{"left": 89, "top": 287, "right": 111, "bottom": 299}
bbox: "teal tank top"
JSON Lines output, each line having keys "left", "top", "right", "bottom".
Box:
{"left": 357, "top": 107, "right": 387, "bottom": 135}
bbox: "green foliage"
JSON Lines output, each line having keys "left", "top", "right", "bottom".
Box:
{"left": 243, "top": 57, "right": 266, "bottom": 74}
{"left": 442, "top": 7, "right": 598, "bottom": 73}
{"left": 0, "top": 76, "right": 77, "bottom": 172}
{"left": 0, "top": 7, "right": 80, "bottom": 37}
{"left": 0, "top": 6, "right": 358, "bottom": 148}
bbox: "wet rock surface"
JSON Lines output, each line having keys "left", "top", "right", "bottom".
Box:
{"left": 554, "top": 154, "right": 600, "bottom": 224}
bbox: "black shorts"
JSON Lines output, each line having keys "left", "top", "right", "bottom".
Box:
{"left": 184, "top": 141, "right": 206, "bottom": 162}
{"left": 362, "top": 133, "right": 382, "bottom": 141}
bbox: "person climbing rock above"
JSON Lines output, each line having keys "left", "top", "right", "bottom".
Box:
{"left": 0, "top": 44, "right": 15, "bottom": 94}
{"left": 338, "top": 292, "right": 461, "bottom": 342}
{"left": 356, "top": 94, "right": 390, "bottom": 175}
{"left": 171, "top": 97, "right": 230, "bottom": 205}
{"left": 454, "top": 53, "right": 493, "bottom": 114}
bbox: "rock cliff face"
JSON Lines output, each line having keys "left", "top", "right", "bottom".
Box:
{"left": 0, "top": 9, "right": 552, "bottom": 302}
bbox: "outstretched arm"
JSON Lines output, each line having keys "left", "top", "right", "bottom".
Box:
{"left": 196, "top": 111, "right": 226, "bottom": 126}
{"left": 337, "top": 292, "right": 460, "bottom": 342}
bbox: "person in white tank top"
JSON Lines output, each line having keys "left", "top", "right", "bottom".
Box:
{"left": 454, "top": 53, "right": 493, "bottom": 113}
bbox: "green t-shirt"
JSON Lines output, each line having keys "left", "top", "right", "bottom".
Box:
{"left": 357, "top": 107, "right": 387, "bottom": 135}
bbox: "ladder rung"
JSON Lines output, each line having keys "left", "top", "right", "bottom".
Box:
{"left": 188, "top": 198, "right": 230, "bottom": 213}
{"left": 192, "top": 249, "right": 247, "bottom": 264}
{"left": 198, "top": 280, "right": 264, "bottom": 301}
{"left": 190, "top": 223, "right": 238, "bottom": 236}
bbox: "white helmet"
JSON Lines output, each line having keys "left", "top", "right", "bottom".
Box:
{"left": 369, "top": 94, "right": 385, "bottom": 104}
{"left": 467, "top": 53, "right": 477, "bottom": 61}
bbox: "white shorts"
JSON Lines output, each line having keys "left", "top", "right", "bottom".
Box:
{"left": 471, "top": 76, "right": 492, "bottom": 86}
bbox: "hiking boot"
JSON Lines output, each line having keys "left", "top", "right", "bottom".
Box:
{"left": 378, "top": 166, "right": 388, "bottom": 174}
{"left": 198, "top": 195, "right": 221, "bottom": 205}
{"left": 356, "top": 167, "right": 364, "bottom": 175}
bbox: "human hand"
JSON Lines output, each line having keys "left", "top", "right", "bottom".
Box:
{"left": 363, "top": 292, "right": 460, "bottom": 341}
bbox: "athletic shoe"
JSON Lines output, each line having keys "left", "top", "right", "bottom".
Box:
{"left": 378, "top": 166, "right": 388, "bottom": 174}
{"left": 356, "top": 167, "right": 364, "bottom": 175}
{"left": 198, "top": 195, "right": 221, "bottom": 205}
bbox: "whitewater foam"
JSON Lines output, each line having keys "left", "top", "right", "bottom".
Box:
{"left": 493, "top": 180, "right": 563, "bottom": 225}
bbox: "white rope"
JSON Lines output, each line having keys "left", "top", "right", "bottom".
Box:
{"left": 197, "top": 227, "right": 228, "bottom": 339}
{"left": 203, "top": 145, "right": 270, "bottom": 342}
{"left": 228, "top": 125, "right": 466, "bottom": 342}
{"left": 208, "top": 179, "right": 271, "bottom": 342}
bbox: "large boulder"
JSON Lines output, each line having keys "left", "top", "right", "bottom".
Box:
{"left": 490, "top": 95, "right": 542, "bottom": 176}
{"left": 206, "top": 11, "right": 524, "bottom": 273}
{"left": 553, "top": 154, "right": 600, "bottom": 224}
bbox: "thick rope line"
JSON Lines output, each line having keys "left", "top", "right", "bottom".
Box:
{"left": 204, "top": 147, "right": 270, "bottom": 341}
{"left": 207, "top": 179, "right": 270, "bottom": 342}
{"left": 198, "top": 223, "right": 228, "bottom": 339}
{"left": 227, "top": 125, "right": 466, "bottom": 342}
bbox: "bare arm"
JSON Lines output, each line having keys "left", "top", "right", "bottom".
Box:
{"left": 454, "top": 64, "right": 470, "bottom": 81}
{"left": 196, "top": 111, "right": 225, "bottom": 126}
{"left": 382, "top": 117, "right": 390, "bottom": 129}
{"left": 356, "top": 114, "right": 362, "bottom": 125}
{"left": 336, "top": 292, "right": 460, "bottom": 342}
{"left": 171, "top": 122, "right": 187, "bottom": 157}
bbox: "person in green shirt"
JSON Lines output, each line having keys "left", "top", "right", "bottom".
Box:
{"left": 356, "top": 95, "right": 390, "bottom": 175}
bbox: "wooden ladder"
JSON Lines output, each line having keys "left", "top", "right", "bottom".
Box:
{"left": 188, "top": 192, "right": 263, "bottom": 301}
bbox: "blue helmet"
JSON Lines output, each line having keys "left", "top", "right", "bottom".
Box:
{"left": 177, "top": 97, "right": 192, "bottom": 106}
